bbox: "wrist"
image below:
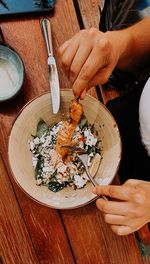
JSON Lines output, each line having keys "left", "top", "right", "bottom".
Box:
{"left": 114, "top": 30, "right": 133, "bottom": 70}
{"left": 105, "top": 29, "right": 133, "bottom": 70}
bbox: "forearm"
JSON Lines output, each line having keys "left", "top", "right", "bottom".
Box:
{"left": 106, "top": 17, "right": 150, "bottom": 71}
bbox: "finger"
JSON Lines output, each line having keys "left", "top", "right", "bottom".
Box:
{"left": 111, "top": 225, "right": 134, "bottom": 236}
{"left": 59, "top": 38, "right": 72, "bottom": 56}
{"left": 72, "top": 47, "right": 110, "bottom": 96}
{"left": 80, "top": 88, "right": 87, "bottom": 100}
{"left": 79, "top": 67, "right": 111, "bottom": 99}
{"left": 69, "top": 44, "right": 92, "bottom": 83}
{"left": 96, "top": 198, "right": 130, "bottom": 216}
{"left": 59, "top": 37, "right": 79, "bottom": 74}
{"left": 93, "top": 185, "right": 131, "bottom": 201}
{"left": 72, "top": 80, "right": 88, "bottom": 98}
{"left": 104, "top": 213, "right": 128, "bottom": 226}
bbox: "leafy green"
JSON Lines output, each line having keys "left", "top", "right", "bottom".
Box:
{"left": 36, "top": 119, "right": 49, "bottom": 138}
{"left": 48, "top": 182, "right": 67, "bottom": 192}
{"left": 87, "top": 145, "right": 101, "bottom": 155}
{"left": 35, "top": 159, "right": 43, "bottom": 180}
{"left": 79, "top": 115, "right": 88, "bottom": 130}
{"left": 50, "top": 170, "right": 57, "bottom": 179}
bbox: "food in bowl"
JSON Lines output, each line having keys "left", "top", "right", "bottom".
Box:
{"left": 8, "top": 91, "right": 121, "bottom": 209}
{"left": 29, "top": 99, "right": 101, "bottom": 192}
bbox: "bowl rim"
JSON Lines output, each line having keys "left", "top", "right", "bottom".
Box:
{"left": 8, "top": 90, "right": 122, "bottom": 209}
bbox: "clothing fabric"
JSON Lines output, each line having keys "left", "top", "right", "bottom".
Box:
{"left": 99, "top": 0, "right": 150, "bottom": 182}
{"left": 100, "top": 0, "right": 150, "bottom": 31}
{"left": 106, "top": 81, "right": 150, "bottom": 183}
{"left": 100, "top": 0, "right": 150, "bottom": 90}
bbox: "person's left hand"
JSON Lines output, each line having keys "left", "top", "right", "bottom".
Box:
{"left": 93, "top": 179, "right": 150, "bottom": 235}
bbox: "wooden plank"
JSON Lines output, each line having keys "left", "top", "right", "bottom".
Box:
{"left": 77, "top": 0, "right": 100, "bottom": 28}
{"left": 0, "top": 154, "right": 39, "bottom": 264}
{"left": 0, "top": 111, "right": 74, "bottom": 264}
{"left": 62, "top": 203, "right": 142, "bottom": 264}
{"left": 0, "top": 1, "right": 79, "bottom": 262}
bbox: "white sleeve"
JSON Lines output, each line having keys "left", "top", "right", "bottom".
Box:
{"left": 139, "top": 78, "right": 150, "bottom": 156}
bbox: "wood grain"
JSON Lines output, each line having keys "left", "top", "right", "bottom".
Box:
{"left": 0, "top": 108, "right": 74, "bottom": 263}
{"left": 0, "top": 1, "right": 79, "bottom": 262}
{"left": 0, "top": 154, "right": 39, "bottom": 264}
{"left": 77, "top": 0, "right": 100, "bottom": 28}
{"left": 61, "top": 203, "right": 142, "bottom": 264}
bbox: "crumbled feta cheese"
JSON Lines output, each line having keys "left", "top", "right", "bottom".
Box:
{"left": 51, "top": 125, "right": 60, "bottom": 134}
{"left": 30, "top": 141, "right": 35, "bottom": 151}
{"left": 43, "top": 167, "right": 52, "bottom": 173}
{"left": 56, "top": 173, "right": 63, "bottom": 180}
{"left": 74, "top": 174, "right": 87, "bottom": 188}
{"left": 44, "top": 161, "right": 49, "bottom": 167}
{"left": 89, "top": 152, "right": 94, "bottom": 157}
{"left": 57, "top": 164, "right": 67, "bottom": 174}
{"left": 82, "top": 172, "right": 89, "bottom": 181}
{"left": 75, "top": 125, "right": 80, "bottom": 132}
{"left": 33, "top": 137, "right": 40, "bottom": 145}
{"left": 84, "top": 129, "right": 97, "bottom": 146}
{"left": 32, "top": 157, "right": 38, "bottom": 168}
{"left": 36, "top": 178, "right": 42, "bottom": 185}
{"left": 42, "top": 135, "right": 52, "bottom": 148}
{"left": 42, "top": 173, "right": 50, "bottom": 179}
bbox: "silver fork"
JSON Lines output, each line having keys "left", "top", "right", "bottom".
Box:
{"left": 61, "top": 145, "right": 108, "bottom": 201}
{"left": 76, "top": 153, "right": 99, "bottom": 187}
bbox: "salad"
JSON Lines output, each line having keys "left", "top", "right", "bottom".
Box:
{"left": 29, "top": 100, "right": 101, "bottom": 192}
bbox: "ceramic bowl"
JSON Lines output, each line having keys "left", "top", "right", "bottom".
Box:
{"left": 8, "top": 90, "right": 121, "bottom": 209}
{"left": 0, "top": 45, "right": 24, "bottom": 102}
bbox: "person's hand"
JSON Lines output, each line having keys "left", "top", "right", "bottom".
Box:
{"left": 93, "top": 179, "right": 150, "bottom": 235}
{"left": 59, "top": 28, "right": 125, "bottom": 99}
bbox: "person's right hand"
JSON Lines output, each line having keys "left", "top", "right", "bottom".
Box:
{"left": 59, "top": 28, "right": 126, "bottom": 99}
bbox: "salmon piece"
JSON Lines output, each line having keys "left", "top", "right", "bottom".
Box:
{"left": 55, "top": 99, "right": 83, "bottom": 159}
{"left": 55, "top": 121, "right": 76, "bottom": 159}
{"left": 69, "top": 99, "right": 83, "bottom": 124}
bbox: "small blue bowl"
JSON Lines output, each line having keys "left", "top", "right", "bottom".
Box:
{"left": 0, "top": 44, "right": 24, "bottom": 102}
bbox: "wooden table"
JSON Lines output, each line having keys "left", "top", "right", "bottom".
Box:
{"left": 0, "top": 1, "right": 150, "bottom": 263}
